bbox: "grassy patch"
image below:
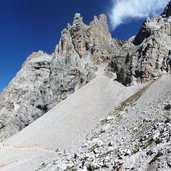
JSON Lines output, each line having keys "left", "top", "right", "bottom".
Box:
{"left": 155, "top": 138, "right": 162, "bottom": 144}
{"left": 134, "top": 123, "right": 151, "bottom": 139}
{"left": 98, "top": 150, "right": 112, "bottom": 158}
{"left": 111, "top": 81, "right": 154, "bottom": 121}
{"left": 141, "top": 138, "right": 153, "bottom": 149}
{"left": 132, "top": 147, "right": 140, "bottom": 154}
{"left": 149, "top": 152, "right": 163, "bottom": 164}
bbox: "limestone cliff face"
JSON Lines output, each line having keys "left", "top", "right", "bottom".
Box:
{"left": 108, "top": 3, "right": 171, "bottom": 86}
{"left": 0, "top": 51, "right": 52, "bottom": 140}
{"left": 0, "top": 14, "right": 122, "bottom": 141}
{"left": 57, "top": 13, "right": 121, "bottom": 62}
{"left": 47, "top": 13, "right": 122, "bottom": 108}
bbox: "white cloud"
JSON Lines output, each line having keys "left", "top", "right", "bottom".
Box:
{"left": 109, "top": 0, "right": 169, "bottom": 30}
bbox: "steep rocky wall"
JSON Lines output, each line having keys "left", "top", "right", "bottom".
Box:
{"left": 47, "top": 13, "right": 121, "bottom": 108}
{"left": 108, "top": 3, "right": 171, "bottom": 86}
{"left": 0, "top": 51, "right": 52, "bottom": 140}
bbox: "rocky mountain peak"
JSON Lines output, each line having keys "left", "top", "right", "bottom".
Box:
{"left": 22, "top": 50, "right": 51, "bottom": 67}
{"left": 91, "top": 14, "right": 109, "bottom": 32}
{"left": 0, "top": 13, "right": 122, "bottom": 142}
{"left": 73, "top": 13, "right": 83, "bottom": 24}
{"left": 107, "top": 1, "right": 171, "bottom": 86}
{"left": 72, "top": 13, "right": 85, "bottom": 33}
{"left": 90, "top": 14, "right": 113, "bottom": 45}
{"left": 56, "top": 13, "right": 120, "bottom": 62}
{"left": 134, "top": 1, "right": 171, "bottom": 46}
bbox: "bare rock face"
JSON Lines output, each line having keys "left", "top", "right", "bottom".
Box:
{"left": 108, "top": 1, "right": 171, "bottom": 86}
{"left": 0, "top": 51, "right": 52, "bottom": 140}
{"left": 0, "top": 13, "right": 122, "bottom": 141}
{"left": 47, "top": 13, "right": 122, "bottom": 107}
{"left": 57, "top": 13, "right": 121, "bottom": 63}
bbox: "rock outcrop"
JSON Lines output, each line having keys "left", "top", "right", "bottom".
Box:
{"left": 0, "top": 51, "right": 52, "bottom": 140}
{"left": 107, "top": 2, "right": 171, "bottom": 86}
{"left": 0, "top": 13, "right": 122, "bottom": 141}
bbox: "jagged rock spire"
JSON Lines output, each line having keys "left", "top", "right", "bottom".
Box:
{"left": 73, "top": 13, "right": 83, "bottom": 23}
{"left": 57, "top": 13, "right": 121, "bottom": 60}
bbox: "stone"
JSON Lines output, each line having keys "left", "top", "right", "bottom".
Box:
{"left": 101, "top": 123, "right": 111, "bottom": 132}
{"left": 164, "top": 104, "right": 171, "bottom": 110}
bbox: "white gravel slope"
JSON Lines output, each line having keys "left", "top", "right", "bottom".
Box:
{"left": 0, "top": 73, "right": 140, "bottom": 171}
{"left": 5, "top": 74, "right": 138, "bottom": 152}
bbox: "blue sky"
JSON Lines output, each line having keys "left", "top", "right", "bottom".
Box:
{"left": 0, "top": 0, "right": 167, "bottom": 92}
